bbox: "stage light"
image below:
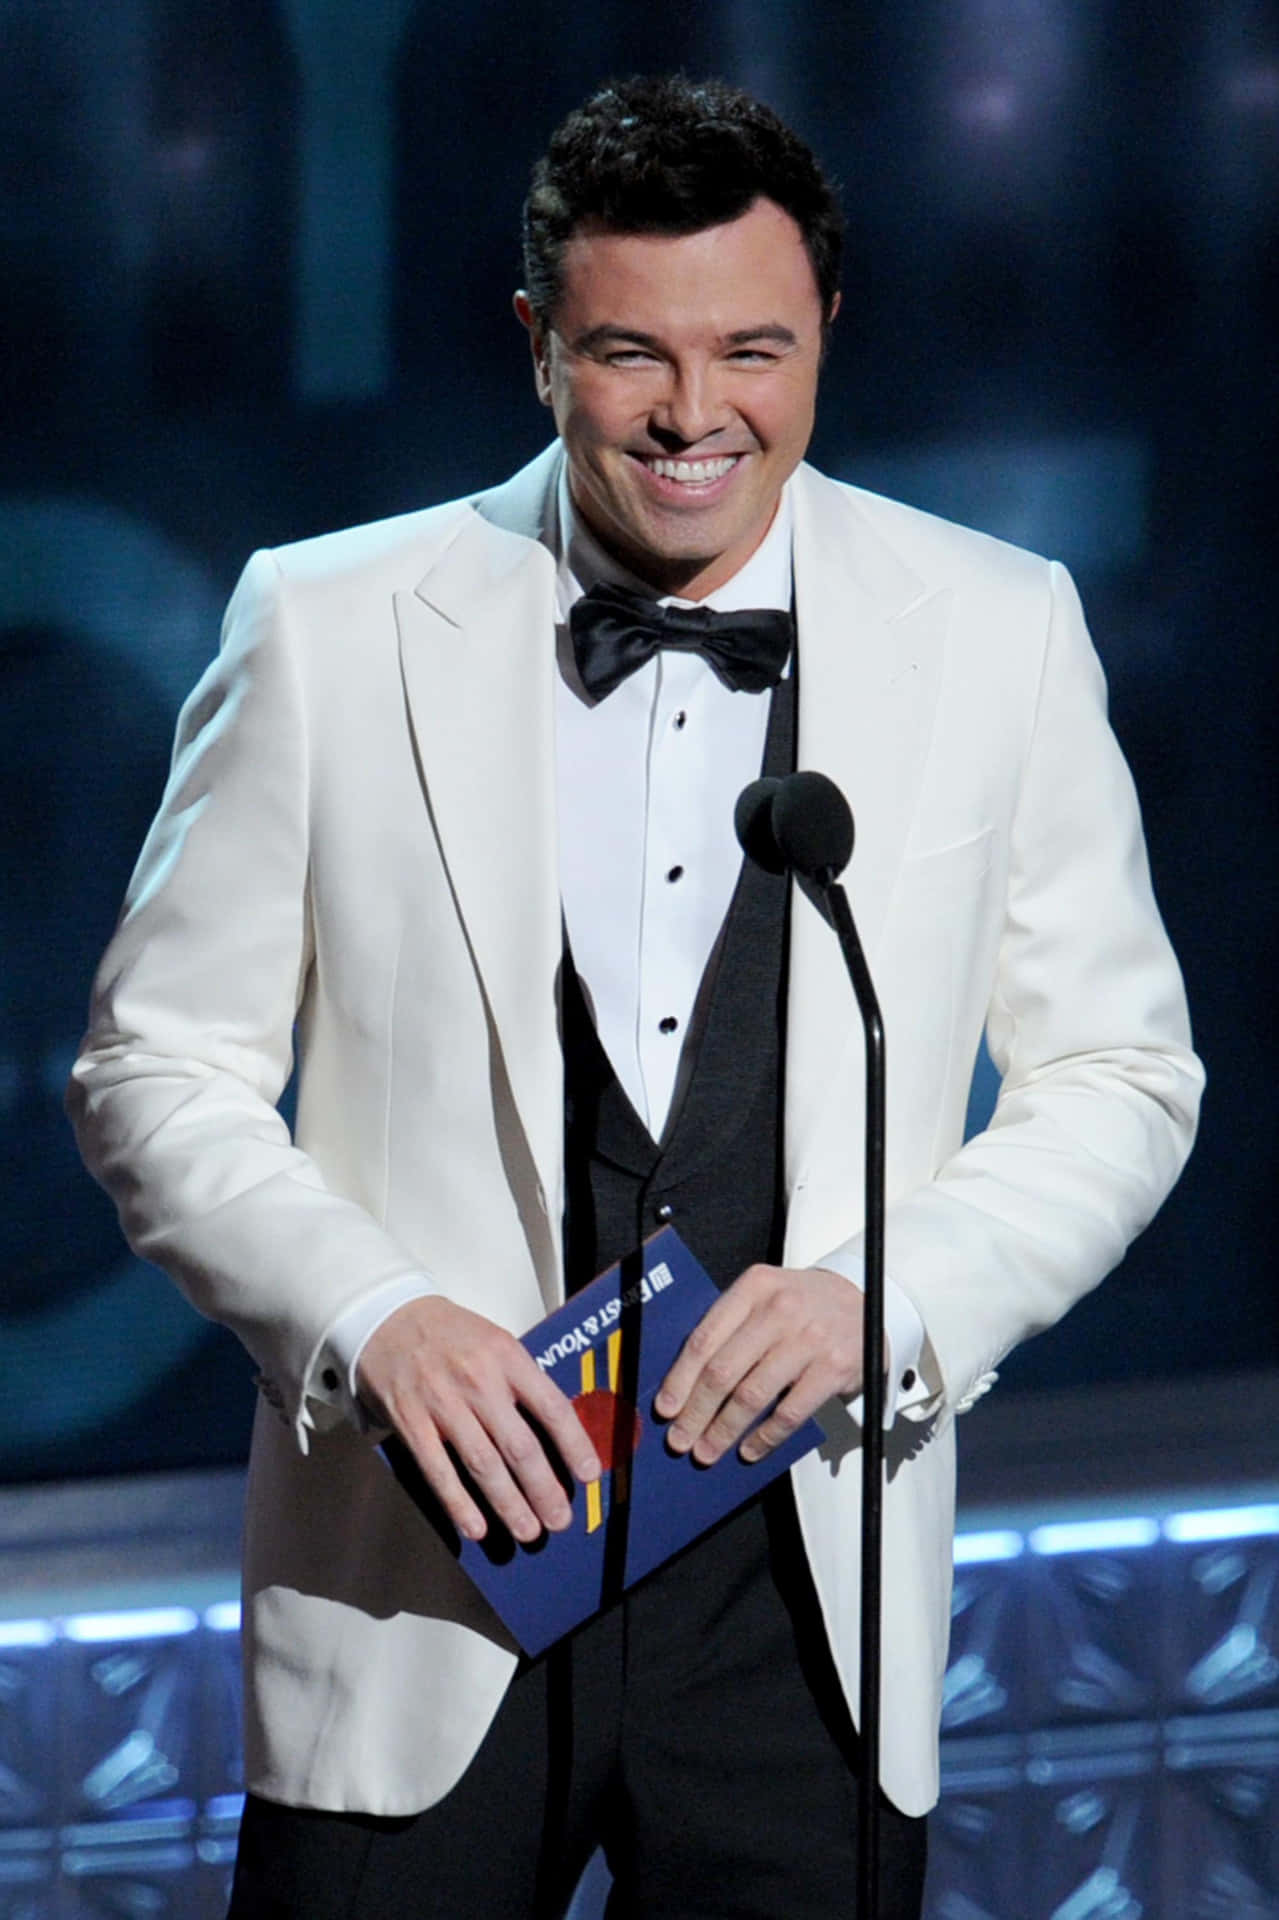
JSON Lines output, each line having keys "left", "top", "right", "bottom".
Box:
{"left": 1028, "top": 1517, "right": 1160, "bottom": 1556}
{"left": 953, "top": 1529, "right": 1025, "bottom": 1564}
{"left": 63, "top": 1606, "right": 199, "bottom": 1643}
{"left": 204, "top": 1599, "right": 242, "bottom": 1632}
{"left": 1164, "top": 1503, "right": 1279, "bottom": 1544}
{"left": 0, "top": 1617, "right": 57, "bottom": 1648}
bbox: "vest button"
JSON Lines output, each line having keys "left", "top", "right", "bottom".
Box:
{"left": 655, "top": 1202, "right": 674, "bottom": 1222}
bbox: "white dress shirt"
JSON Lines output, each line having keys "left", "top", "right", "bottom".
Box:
{"left": 320, "top": 475, "right": 926, "bottom": 1423}
{"left": 555, "top": 471, "right": 787, "bottom": 1139}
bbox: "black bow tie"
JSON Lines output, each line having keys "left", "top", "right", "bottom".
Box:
{"left": 569, "top": 581, "right": 792, "bottom": 702}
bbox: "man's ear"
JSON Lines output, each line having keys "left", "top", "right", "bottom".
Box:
{"left": 818, "top": 289, "right": 841, "bottom": 366}
{"left": 513, "top": 291, "right": 553, "bottom": 407}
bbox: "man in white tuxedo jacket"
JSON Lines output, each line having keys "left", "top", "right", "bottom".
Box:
{"left": 70, "top": 75, "right": 1201, "bottom": 1920}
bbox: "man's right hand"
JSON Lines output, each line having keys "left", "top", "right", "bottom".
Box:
{"left": 356, "top": 1297, "right": 602, "bottom": 1544}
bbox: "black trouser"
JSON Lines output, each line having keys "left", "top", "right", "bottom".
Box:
{"left": 227, "top": 1486, "right": 927, "bottom": 1920}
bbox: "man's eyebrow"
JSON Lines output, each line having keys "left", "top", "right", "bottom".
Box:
{"left": 568, "top": 326, "right": 665, "bottom": 353}
{"left": 566, "top": 323, "right": 800, "bottom": 353}
{"left": 721, "top": 325, "right": 799, "bottom": 348}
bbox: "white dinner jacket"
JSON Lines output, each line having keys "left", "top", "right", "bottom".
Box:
{"left": 69, "top": 444, "right": 1202, "bottom": 1818}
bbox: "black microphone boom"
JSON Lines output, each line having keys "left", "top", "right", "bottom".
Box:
{"left": 735, "top": 768, "right": 887, "bottom": 1920}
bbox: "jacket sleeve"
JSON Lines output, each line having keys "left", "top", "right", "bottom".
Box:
{"left": 66, "top": 550, "right": 437, "bottom": 1451}
{"left": 878, "top": 560, "right": 1203, "bottom": 1422}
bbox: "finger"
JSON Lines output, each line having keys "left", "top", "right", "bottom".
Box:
{"left": 664, "top": 1317, "right": 778, "bottom": 1456}
{"left": 488, "top": 1408, "right": 577, "bottom": 1534}
{"left": 438, "top": 1408, "right": 548, "bottom": 1544}
{"left": 654, "top": 1286, "right": 755, "bottom": 1420}
{"left": 406, "top": 1397, "right": 575, "bottom": 1544}
{"left": 738, "top": 1360, "right": 831, "bottom": 1463}
{"left": 401, "top": 1413, "right": 495, "bottom": 1545}
{"left": 687, "top": 1338, "right": 813, "bottom": 1465}
{"left": 517, "top": 1364, "right": 604, "bottom": 1484}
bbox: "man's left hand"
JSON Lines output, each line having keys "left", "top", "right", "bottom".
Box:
{"left": 654, "top": 1264, "right": 865, "bottom": 1465}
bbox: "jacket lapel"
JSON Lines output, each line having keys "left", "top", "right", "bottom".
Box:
{"left": 784, "top": 465, "right": 950, "bottom": 1205}
{"left": 395, "top": 449, "right": 567, "bottom": 1302}
{"left": 393, "top": 446, "right": 949, "bottom": 1278}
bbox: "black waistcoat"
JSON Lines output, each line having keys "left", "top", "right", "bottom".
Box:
{"left": 562, "top": 675, "right": 796, "bottom": 1296}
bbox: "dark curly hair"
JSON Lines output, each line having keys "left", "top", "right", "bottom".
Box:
{"left": 522, "top": 75, "right": 843, "bottom": 334}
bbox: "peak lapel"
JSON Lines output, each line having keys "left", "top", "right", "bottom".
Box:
{"left": 395, "top": 498, "right": 565, "bottom": 1297}
{"left": 785, "top": 467, "right": 950, "bottom": 1200}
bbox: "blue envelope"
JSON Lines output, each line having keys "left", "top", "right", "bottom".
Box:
{"left": 383, "top": 1228, "right": 824, "bottom": 1656}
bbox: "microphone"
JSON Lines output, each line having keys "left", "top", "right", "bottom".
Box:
{"left": 736, "top": 765, "right": 887, "bottom": 1920}
{"left": 734, "top": 770, "right": 854, "bottom": 881}
{"left": 733, "top": 776, "right": 786, "bottom": 874}
{"left": 771, "top": 771, "right": 854, "bottom": 882}
{"left": 735, "top": 770, "right": 855, "bottom": 911}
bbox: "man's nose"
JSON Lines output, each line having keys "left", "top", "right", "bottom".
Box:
{"left": 649, "top": 365, "right": 726, "bottom": 448}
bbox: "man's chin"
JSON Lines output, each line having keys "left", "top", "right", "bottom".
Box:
{"left": 571, "top": 477, "right": 762, "bottom": 597}
{"left": 582, "top": 510, "right": 722, "bottom": 595}
{"left": 613, "top": 538, "right": 727, "bottom": 599}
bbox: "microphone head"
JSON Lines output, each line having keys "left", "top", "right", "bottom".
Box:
{"left": 771, "top": 771, "right": 854, "bottom": 881}
{"left": 734, "top": 776, "right": 787, "bottom": 874}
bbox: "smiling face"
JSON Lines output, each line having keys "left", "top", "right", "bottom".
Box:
{"left": 515, "top": 197, "right": 837, "bottom": 601}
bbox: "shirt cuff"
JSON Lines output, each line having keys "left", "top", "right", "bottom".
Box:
{"left": 812, "top": 1242, "right": 930, "bottom": 1427}
{"left": 307, "top": 1274, "right": 439, "bottom": 1431}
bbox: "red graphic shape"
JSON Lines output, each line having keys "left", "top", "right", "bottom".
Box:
{"left": 572, "top": 1388, "right": 643, "bottom": 1470}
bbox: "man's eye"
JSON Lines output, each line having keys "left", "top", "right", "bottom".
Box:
{"left": 606, "top": 350, "right": 660, "bottom": 367}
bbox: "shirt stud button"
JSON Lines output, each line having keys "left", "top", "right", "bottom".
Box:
{"left": 659, "top": 1015, "right": 678, "bottom": 1035}
{"left": 901, "top": 1369, "right": 917, "bottom": 1391}
{"left": 322, "top": 1367, "right": 340, "bottom": 1392}
{"left": 666, "top": 864, "right": 684, "bottom": 883}
{"left": 673, "top": 710, "right": 687, "bottom": 730}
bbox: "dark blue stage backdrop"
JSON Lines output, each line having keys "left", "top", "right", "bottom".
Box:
{"left": 2, "top": 0, "right": 1275, "bottom": 1481}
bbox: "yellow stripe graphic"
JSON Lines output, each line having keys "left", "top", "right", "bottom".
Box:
{"left": 581, "top": 1349, "right": 603, "bottom": 1532}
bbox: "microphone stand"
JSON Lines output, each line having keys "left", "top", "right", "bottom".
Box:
{"left": 813, "top": 870, "right": 886, "bottom": 1920}
{"left": 735, "top": 772, "right": 887, "bottom": 1918}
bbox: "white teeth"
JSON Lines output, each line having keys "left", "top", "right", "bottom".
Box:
{"left": 647, "top": 456, "right": 738, "bottom": 483}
